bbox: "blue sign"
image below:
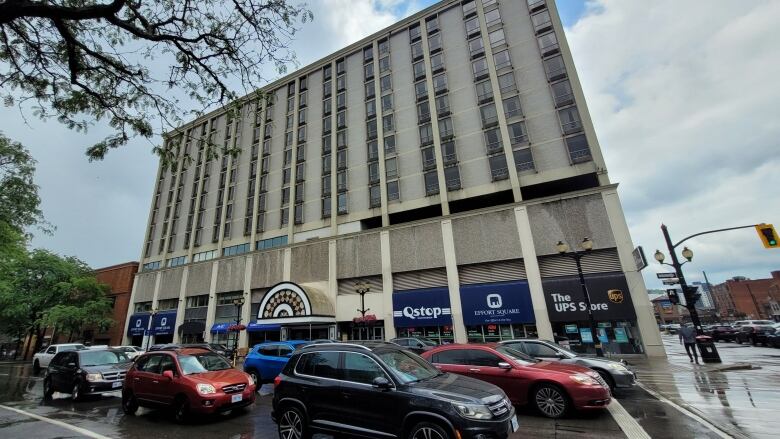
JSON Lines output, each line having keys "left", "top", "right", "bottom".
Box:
{"left": 459, "top": 281, "right": 535, "bottom": 325}
{"left": 614, "top": 327, "right": 629, "bottom": 343}
{"left": 565, "top": 324, "right": 579, "bottom": 334}
{"left": 597, "top": 328, "right": 609, "bottom": 343}
{"left": 580, "top": 328, "right": 593, "bottom": 343}
{"left": 127, "top": 314, "right": 150, "bottom": 337}
{"left": 151, "top": 311, "right": 177, "bottom": 336}
{"left": 393, "top": 287, "right": 452, "bottom": 328}
{"left": 247, "top": 323, "right": 281, "bottom": 332}
{"left": 211, "top": 323, "right": 230, "bottom": 334}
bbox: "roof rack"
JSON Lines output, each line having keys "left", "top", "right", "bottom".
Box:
{"left": 301, "top": 342, "right": 371, "bottom": 351}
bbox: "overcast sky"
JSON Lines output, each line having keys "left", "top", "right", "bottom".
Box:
{"left": 2, "top": 0, "right": 778, "bottom": 290}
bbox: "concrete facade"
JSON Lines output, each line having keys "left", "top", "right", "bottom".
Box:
{"left": 125, "top": 0, "right": 664, "bottom": 356}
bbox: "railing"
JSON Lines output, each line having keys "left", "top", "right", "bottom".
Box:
{"left": 446, "top": 178, "right": 461, "bottom": 190}
{"left": 426, "top": 183, "right": 440, "bottom": 195}
{"left": 443, "top": 153, "right": 458, "bottom": 165}
{"left": 540, "top": 42, "right": 560, "bottom": 57}
{"left": 561, "top": 120, "right": 583, "bottom": 135}
{"left": 569, "top": 148, "right": 592, "bottom": 163}
{"left": 482, "top": 115, "right": 499, "bottom": 128}
{"left": 510, "top": 134, "right": 529, "bottom": 146}
{"left": 554, "top": 92, "right": 575, "bottom": 108}
{"left": 516, "top": 160, "right": 535, "bottom": 172}
{"left": 486, "top": 140, "right": 503, "bottom": 154}
{"left": 491, "top": 167, "right": 509, "bottom": 180}
{"left": 423, "top": 157, "right": 437, "bottom": 169}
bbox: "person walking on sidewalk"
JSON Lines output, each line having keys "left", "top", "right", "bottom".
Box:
{"left": 679, "top": 324, "right": 699, "bottom": 364}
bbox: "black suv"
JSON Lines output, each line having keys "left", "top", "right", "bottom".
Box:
{"left": 272, "top": 342, "right": 518, "bottom": 439}
{"left": 43, "top": 349, "right": 132, "bottom": 401}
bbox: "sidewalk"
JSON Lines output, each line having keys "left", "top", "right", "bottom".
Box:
{"left": 628, "top": 335, "right": 780, "bottom": 439}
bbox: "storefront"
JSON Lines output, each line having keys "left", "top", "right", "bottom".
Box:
{"left": 126, "top": 313, "right": 150, "bottom": 347}
{"left": 543, "top": 272, "right": 643, "bottom": 354}
{"left": 151, "top": 310, "right": 176, "bottom": 345}
{"left": 178, "top": 320, "right": 206, "bottom": 343}
{"left": 210, "top": 322, "right": 233, "bottom": 346}
{"left": 392, "top": 287, "right": 454, "bottom": 344}
{"left": 251, "top": 282, "right": 336, "bottom": 341}
{"left": 247, "top": 323, "right": 281, "bottom": 346}
{"left": 460, "top": 280, "right": 537, "bottom": 342}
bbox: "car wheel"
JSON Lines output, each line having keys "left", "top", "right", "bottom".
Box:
{"left": 533, "top": 383, "right": 569, "bottom": 419}
{"left": 43, "top": 376, "right": 54, "bottom": 399}
{"left": 71, "top": 381, "right": 82, "bottom": 402}
{"left": 248, "top": 370, "right": 261, "bottom": 389}
{"left": 174, "top": 396, "right": 190, "bottom": 424}
{"left": 278, "top": 406, "right": 308, "bottom": 439}
{"left": 595, "top": 369, "right": 616, "bottom": 392}
{"left": 122, "top": 391, "right": 139, "bottom": 415}
{"left": 408, "top": 421, "right": 449, "bottom": 439}
{"left": 33, "top": 360, "right": 41, "bottom": 374}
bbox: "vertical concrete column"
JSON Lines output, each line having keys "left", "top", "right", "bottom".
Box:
{"left": 380, "top": 231, "right": 396, "bottom": 340}
{"left": 147, "top": 272, "right": 163, "bottom": 346}
{"left": 123, "top": 278, "right": 140, "bottom": 345}
{"left": 204, "top": 261, "right": 220, "bottom": 342}
{"left": 328, "top": 240, "right": 338, "bottom": 320}
{"left": 172, "top": 267, "right": 189, "bottom": 343}
{"left": 514, "top": 206, "right": 554, "bottom": 340}
{"left": 239, "top": 256, "right": 253, "bottom": 348}
{"left": 441, "top": 220, "right": 466, "bottom": 343}
{"left": 283, "top": 247, "right": 292, "bottom": 281}
{"left": 602, "top": 189, "right": 666, "bottom": 357}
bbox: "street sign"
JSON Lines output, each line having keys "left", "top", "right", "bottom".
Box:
{"left": 656, "top": 272, "right": 677, "bottom": 279}
{"left": 633, "top": 246, "right": 648, "bottom": 271}
{"left": 662, "top": 278, "right": 680, "bottom": 285}
{"left": 667, "top": 289, "right": 680, "bottom": 305}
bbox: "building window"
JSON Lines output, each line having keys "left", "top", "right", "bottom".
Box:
{"left": 337, "top": 130, "right": 347, "bottom": 149}
{"left": 380, "top": 75, "right": 392, "bottom": 93}
{"left": 385, "top": 157, "right": 398, "bottom": 179}
{"left": 256, "top": 235, "right": 288, "bottom": 250}
{"left": 428, "top": 34, "right": 442, "bottom": 54}
{"left": 322, "top": 175, "right": 331, "bottom": 195}
{"left": 364, "top": 62, "right": 374, "bottom": 80}
{"left": 415, "top": 81, "right": 428, "bottom": 102}
{"left": 421, "top": 146, "right": 436, "bottom": 169}
{"left": 281, "top": 207, "right": 289, "bottom": 226}
{"left": 322, "top": 196, "right": 331, "bottom": 217}
{"left": 365, "top": 80, "right": 376, "bottom": 99}
{"left": 323, "top": 115, "right": 332, "bottom": 134}
{"left": 294, "top": 204, "right": 303, "bottom": 224}
{"left": 369, "top": 162, "right": 380, "bottom": 183}
{"left": 337, "top": 193, "right": 348, "bottom": 214}
{"left": 508, "top": 121, "right": 529, "bottom": 146}
{"left": 419, "top": 123, "right": 434, "bottom": 145}
{"left": 413, "top": 61, "right": 426, "bottom": 80}
{"left": 382, "top": 114, "right": 394, "bottom": 132}
{"left": 337, "top": 75, "right": 347, "bottom": 91}
{"left": 468, "top": 37, "right": 484, "bottom": 58}
{"left": 381, "top": 94, "right": 393, "bottom": 112}
{"left": 299, "top": 91, "right": 307, "bottom": 108}
{"left": 223, "top": 243, "right": 250, "bottom": 257}
{"left": 544, "top": 55, "right": 567, "bottom": 81}
{"left": 438, "top": 117, "right": 454, "bottom": 140}
{"left": 566, "top": 134, "right": 592, "bottom": 163}
{"left": 472, "top": 57, "right": 489, "bottom": 79}
{"left": 465, "top": 17, "right": 480, "bottom": 36}
{"left": 532, "top": 10, "right": 552, "bottom": 33}
{"left": 444, "top": 165, "right": 461, "bottom": 191}
{"left": 503, "top": 95, "right": 523, "bottom": 119}
{"left": 411, "top": 41, "right": 424, "bottom": 61}
{"left": 363, "top": 46, "right": 374, "bottom": 63}
{"left": 436, "top": 95, "right": 450, "bottom": 117}
{"left": 489, "top": 28, "right": 506, "bottom": 47}
{"left": 369, "top": 184, "right": 381, "bottom": 207}
{"left": 409, "top": 24, "right": 421, "bottom": 42}
{"left": 462, "top": 0, "right": 477, "bottom": 16}
{"left": 497, "top": 72, "right": 517, "bottom": 94}
{"left": 493, "top": 50, "right": 512, "bottom": 70}
{"left": 367, "top": 119, "right": 378, "bottom": 139}
{"left": 551, "top": 80, "right": 575, "bottom": 107}
{"left": 476, "top": 80, "right": 493, "bottom": 103}
{"left": 384, "top": 135, "right": 396, "bottom": 153}
{"left": 426, "top": 16, "right": 439, "bottom": 34}
{"left": 337, "top": 59, "right": 346, "bottom": 75}
{"left": 433, "top": 73, "right": 448, "bottom": 95}
{"left": 484, "top": 8, "right": 501, "bottom": 27}
{"left": 323, "top": 80, "right": 332, "bottom": 97}
{"left": 480, "top": 103, "right": 498, "bottom": 128}
{"left": 441, "top": 141, "right": 457, "bottom": 165}
{"left": 337, "top": 171, "right": 348, "bottom": 192}
{"left": 387, "top": 180, "right": 399, "bottom": 201}
{"left": 186, "top": 295, "right": 209, "bottom": 308}
{"left": 337, "top": 111, "right": 347, "bottom": 129}
{"left": 337, "top": 92, "right": 346, "bottom": 109}
{"left": 379, "top": 39, "right": 390, "bottom": 55}
{"left": 559, "top": 106, "right": 583, "bottom": 134}
{"left": 430, "top": 53, "right": 444, "bottom": 73}
{"left": 379, "top": 56, "right": 390, "bottom": 73}
{"left": 489, "top": 154, "right": 509, "bottom": 181}
{"left": 366, "top": 99, "right": 376, "bottom": 119}
{"left": 538, "top": 32, "right": 559, "bottom": 57}
{"left": 417, "top": 101, "right": 431, "bottom": 124}
{"left": 424, "top": 171, "right": 439, "bottom": 195}
{"left": 281, "top": 186, "right": 290, "bottom": 205}
{"left": 337, "top": 150, "right": 347, "bottom": 169}
{"left": 513, "top": 148, "right": 535, "bottom": 172}
{"left": 484, "top": 128, "right": 503, "bottom": 154}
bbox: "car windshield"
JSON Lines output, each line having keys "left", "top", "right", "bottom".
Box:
{"left": 179, "top": 353, "right": 233, "bottom": 375}
{"left": 80, "top": 350, "right": 129, "bottom": 366}
{"left": 551, "top": 344, "right": 579, "bottom": 358}
{"left": 495, "top": 346, "right": 539, "bottom": 365}
{"left": 378, "top": 350, "right": 440, "bottom": 384}
{"left": 419, "top": 338, "right": 438, "bottom": 346}
{"left": 209, "top": 344, "right": 227, "bottom": 351}
{"left": 61, "top": 345, "right": 87, "bottom": 352}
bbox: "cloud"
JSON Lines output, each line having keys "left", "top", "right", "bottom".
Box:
{"left": 565, "top": 0, "right": 780, "bottom": 287}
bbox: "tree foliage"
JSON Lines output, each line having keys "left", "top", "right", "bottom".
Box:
{"left": 43, "top": 277, "right": 113, "bottom": 337}
{"left": 0, "top": 0, "right": 313, "bottom": 163}
{"left": 0, "top": 132, "right": 48, "bottom": 237}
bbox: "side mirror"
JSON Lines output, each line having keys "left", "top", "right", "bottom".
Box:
{"left": 372, "top": 376, "right": 393, "bottom": 390}
{"left": 162, "top": 370, "right": 175, "bottom": 380}
{"left": 497, "top": 362, "right": 512, "bottom": 370}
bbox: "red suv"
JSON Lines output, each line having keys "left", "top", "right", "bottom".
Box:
{"left": 122, "top": 347, "right": 256, "bottom": 422}
{"left": 422, "top": 344, "right": 610, "bottom": 418}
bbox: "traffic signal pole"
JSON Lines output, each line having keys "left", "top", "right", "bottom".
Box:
{"left": 661, "top": 225, "right": 703, "bottom": 333}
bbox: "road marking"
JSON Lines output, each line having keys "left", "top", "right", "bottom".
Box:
{"left": 0, "top": 404, "right": 112, "bottom": 439}
{"left": 607, "top": 398, "right": 651, "bottom": 439}
{"left": 636, "top": 383, "right": 738, "bottom": 439}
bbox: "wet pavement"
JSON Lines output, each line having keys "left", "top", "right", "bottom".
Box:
{"left": 628, "top": 334, "right": 780, "bottom": 439}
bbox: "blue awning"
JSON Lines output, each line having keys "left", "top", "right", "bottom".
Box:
{"left": 210, "top": 323, "right": 230, "bottom": 334}
{"left": 151, "top": 310, "right": 177, "bottom": 336}
{"left": 392, "top": 287, "right": 453, "bottom": 328}
{"left": 247, "top": 323, "right": 281, "bottom": 332}
{"left": 127, "top": 314, "right": 150, "bottom": 337}
{"left": 459, "top": 281, "right": 535, "bottom": 325}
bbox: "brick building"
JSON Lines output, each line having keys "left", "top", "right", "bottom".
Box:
{"left": 87, "top": 262, "right": 140, "bottom": 345}
{"left": 711, "top": 271, "right": 780, "bottom": 321}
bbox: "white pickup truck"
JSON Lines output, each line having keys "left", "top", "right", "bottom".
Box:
{"left": 32, "top": 343, "right": 87, "bottom": 373}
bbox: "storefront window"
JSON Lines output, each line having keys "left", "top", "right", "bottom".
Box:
{"left": 552, "top": 320, "right": 643, "bottom": 355}
{"left": 467, "top": 324, "right": 537, "bottom": 343}
{"left": 397, "top": 326, "right": 454, "bottom": 344}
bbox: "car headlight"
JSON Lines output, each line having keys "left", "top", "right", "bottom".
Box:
{"left": 570, "top": 374, "right": 599, "bottom": 385}
{"left": 453, "top": 403, "right": 493, "bottom": 420}
{"left": 85, "top": 373, "right": 103, "bottom": 382}
{"left": 606, "top": 363, "right": 628, "bottom": 371}
{"left": 196, "top": 383, "right": 216, "bottom": 395}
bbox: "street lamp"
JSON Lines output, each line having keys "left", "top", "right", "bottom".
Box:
{"left": 354, "top": 282, "right": 371, "bottom": 340}
{"left": 232, "top": 296, "right": 245, "bottom": 365}
{"left": 145, "top": 307, "right": 159, "bottom": 351}
{"left": 556, "top": 238, "right": 603, "bottom": 357}
{"left": 656, "top": 225, "right": 703, "bottom": 333}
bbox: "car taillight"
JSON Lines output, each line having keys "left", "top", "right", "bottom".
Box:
{"left": 274, "top": 375, "right": 282, "bottom": 387}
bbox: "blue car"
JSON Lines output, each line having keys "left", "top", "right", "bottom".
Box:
{"left": 243, "top": 340, "right": 310, "bottom": 386}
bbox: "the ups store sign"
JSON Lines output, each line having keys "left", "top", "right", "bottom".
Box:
{"left": 542, "top": 272, "right": 637, "bottom": 322}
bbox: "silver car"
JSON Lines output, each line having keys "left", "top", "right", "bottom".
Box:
{"left": 498, "top": 339, "right": 636, "bottom": 390}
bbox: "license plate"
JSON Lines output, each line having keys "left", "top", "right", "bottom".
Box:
{"left": 112, "top": 381, "right": 122, "bottom": 389}
{"left": 510, "top": 415, "right": 519, "bottom": 432}
{"left": 231, "top": 394, "right": 243, "bottom": 403}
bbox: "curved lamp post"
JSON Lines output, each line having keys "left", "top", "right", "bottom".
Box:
{"left": 556, "top": 238, "right": 603, "bottom": 357}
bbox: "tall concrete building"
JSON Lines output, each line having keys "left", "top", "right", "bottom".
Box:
{"left": 124, "top": 0, "right": 664, "bottom": 356}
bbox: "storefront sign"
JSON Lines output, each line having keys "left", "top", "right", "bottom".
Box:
{"left": 459, "top": 281, "right": 535, "bottom": 325}
{"left": 565, "top": 324, "right": 579, "bottom": 334}
{"left": 392, "top": 287, "right": 452, "bottom": 328}
{"left": 542, "top": 273, "right": 637, "bottom": 322}
{"left": 614, "top": 327, "right": 629, "bottom": 343}
{"left": 580, "top": 328, "right": 593, "bottom": 343}
{"left": 247, "top": 323, "right": 281, "bottom": 332}
{"left": 127, "top": 314, "right": 150, "bottom": 337}
{"left": 597, "top": 328, "right": 609, "bottom": 343}
{"left": 151, "top": 311, "right": 177, "bottom": 335}
{"left": 211, "top": 323, "right": 230, "bottom": 334}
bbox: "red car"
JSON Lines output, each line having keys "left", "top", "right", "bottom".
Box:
{"left": 422, "top": 344, "right": 610, "bottom": 418}
{"left": 122, "top": 347, "right": 256, "bottom": 423}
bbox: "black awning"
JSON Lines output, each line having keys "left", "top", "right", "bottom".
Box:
{"left": 178, "top": 321, "right": 206, "bottom": 335}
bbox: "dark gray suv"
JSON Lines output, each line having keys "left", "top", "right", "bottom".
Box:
{"left": 272, "top": 342, "right": 518, "bottom": 439}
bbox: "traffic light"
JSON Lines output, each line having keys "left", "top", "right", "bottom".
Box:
{"left": 666, "top": 289, "right": 680, "bottom": 305}
{"left": 755, "top": 223, "right": 779, "bottom": 249}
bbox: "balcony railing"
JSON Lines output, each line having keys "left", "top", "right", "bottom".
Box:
{"left": 491, "top": 167, "right": 509, "bottom": 181}
{"left": 510, "top": 134, "right": 529, "bottom": 146}
{"left": 443, "top": 153, "right": 458, "bottom": 165}
{"left": 569, "top": 148, "right": 592, "bottom": 164}
{"left": 540, "top": 42, "right": 560, "bottom": 57}
{"left": 423, "top": 156, "right": 437, "bottom": 169}
{"left": 486, "top": 140, "right": 504, "bottom": 154}
{"left": 516, "top": 160, "right": 535, "bottom": 172}
{"left": 446, "top": 178, "right": 461, "bottom": 191}
{"left": 554, "top": 92, "right": 575, "bottom": 108}
{"left": 561, "top": 120, "right": 583, "bottom": 135}
{"left": 426, "top": 183, "right": 440, "bottom": 195}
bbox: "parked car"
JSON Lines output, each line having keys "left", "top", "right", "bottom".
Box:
{"left": 272, "top": 341, "right": 518, "bottom": 439}
{"left": 122, "top": 347, "right": 255, "bottom": 423}
{"left": 765, "top": 328, "right": 780, "bottom": 348}
{"left": 33, "top": 343, "right": 87, "bottom": 373}
{"left": 43, "top": 348, "right": 132, "bottom": 401}
{"left": 243, "top": 340, "right": 310, "bottom": 386}
{"left": 735, "top": 325, "right": 776, "bottom": 345}
{"left": 422, "top": 344, "right": 610, "bottom": 419}
{"left": 733, "top": 320, "right": 775, "bottom": 328}
{"left": 87, "top": 345, "right": 110, "bottom": 350}
{"left": 704, "top": 325, "right": 738, "bottom": 342}
{"left": 498, "top": 339, "right": 635, "bottom": 391}
{"left": 112, "top": 346, "right": 145, "bottom": 359}
{"left": 666, "top": 323, "right": 682, "bottom": 334}
{"left": 389, "top": 337, "right": 438, "bottom": 354}
{"left": 148, "top": 343, "right": 231, "bottom": 358}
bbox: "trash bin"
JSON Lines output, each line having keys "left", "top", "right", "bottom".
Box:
{"left": 695, "top": 335, "right": 722, "bottom": 363}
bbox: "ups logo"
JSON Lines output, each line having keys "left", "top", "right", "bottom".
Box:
{"left": 607, "top": 289, "right": 624, "bottom": 304}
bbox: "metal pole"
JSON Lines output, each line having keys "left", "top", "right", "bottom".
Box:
{"left": 661, "top": 224, "right": 702, "bottom": 333}
{"left": 573, "top": 253, "right": 603, "bottom": 357}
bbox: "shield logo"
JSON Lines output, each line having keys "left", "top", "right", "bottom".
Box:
{"left": 135, "top": 319, "right": 142, "bottom": 328}
{"left": 607, "top": 289, "right": 624, "bottom": 304}
{"left": 160, "top": 317, "right": 167, "bottom": 327}
{"left": 486, "top": 294, "right": 502, "bottom": 309}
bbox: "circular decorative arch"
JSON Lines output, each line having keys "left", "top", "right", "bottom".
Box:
{"left": 257, "top": 282, "right": 312, "bottom": 319}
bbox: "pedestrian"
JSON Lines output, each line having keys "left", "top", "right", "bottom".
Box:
{"left": 679, "top": 323, "right": 699, "bottom": 364}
